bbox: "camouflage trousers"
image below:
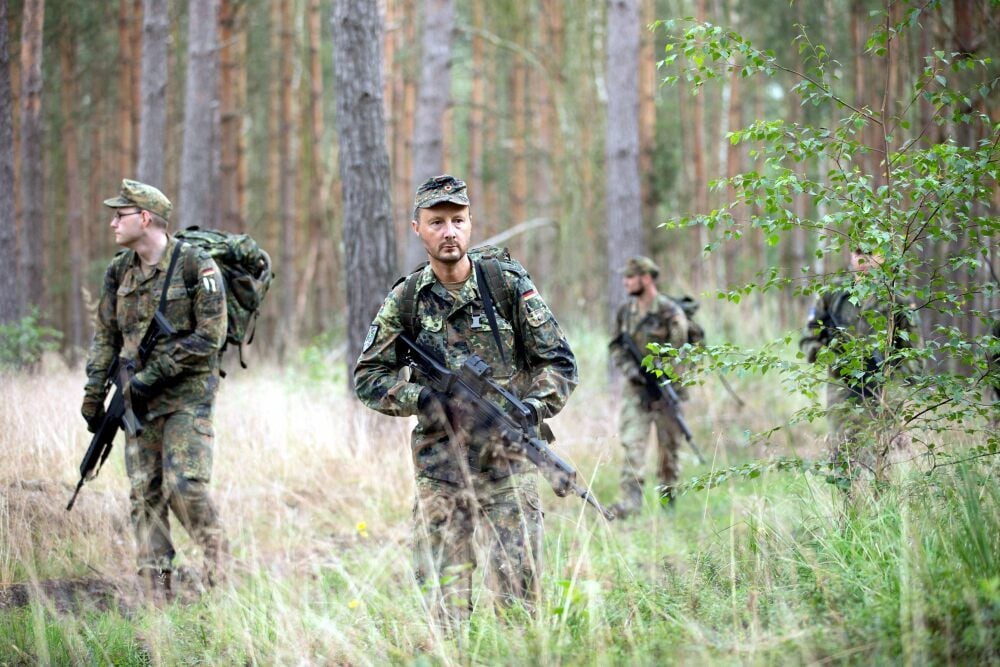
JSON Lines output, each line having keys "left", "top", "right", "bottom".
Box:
{"left": 124, "top": 406, "right": 225, "bottom": 576}
{"left": 413, "top": 472, "right": 543, "bottom": 628}
{"left": 617, "top": 394, "right": 684, "bottom": 511}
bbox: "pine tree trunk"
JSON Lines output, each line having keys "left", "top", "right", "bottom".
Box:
{"left": 306, "top": 0, "right": 329, "bottom": 332}
{"left": 218, "top": 0, "right": 245, "bottom": 231}
{"left": 0, "top": 0, "right": 17, "bottom": 324}
{"left": 118, "top": 0, "right": 135, "bottom": 176}
{"left": 332, "top": 0, "right": 396, "bottom": 387}
{"left": 60, "top": 24, "right": 85, "bottom": 358}
{"left": 406, "top": 0, "right": 454, "bottom": 269}
{"left": 605, "top": 0, "right": 644, "bottom": 324}
{"left": 18, "top": 0, "right": 45, "bottom": 318}
{"left": 137, "top": 0, "right": 168, "bottom": 187}
{"left": 278, "top": 0, "right": 298, "bottom": 354}
{"left": 178, "top": 0, "right": 220, "bottom": 228}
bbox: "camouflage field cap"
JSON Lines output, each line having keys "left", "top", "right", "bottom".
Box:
{"left": 622, "top": 255, "right": 660, "bottom": 278}
{"left": 103, "top": 179, "right": 172, "bottom": 220}
{"left": 413, "top": 174, "right": 470, "bottom": 211}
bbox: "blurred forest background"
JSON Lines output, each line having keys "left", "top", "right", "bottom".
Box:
{"left": 0, "top": 0, "right": 996, "bottom": 366}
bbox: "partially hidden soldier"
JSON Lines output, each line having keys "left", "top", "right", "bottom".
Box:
{"left": 354, "top": 174, "right": 578, "bottom": 629}
{"left": 608, "top": 256, "right": 690, "bottom": 519}
{"left": 81, "top": 179, "right": 229, "bottom": 603}
{"left": 799, "top": 248, "right": 920, "bottom": 486}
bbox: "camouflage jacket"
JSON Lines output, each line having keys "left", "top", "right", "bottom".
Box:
{"left": 84, "top": 236, "right": 228, "bottom": 419}
{"left": 610, "top": 293, "right": 689, "bottom": 397}
{"left": 354, "top": 259, "right": 578, "bottom": 483}
{"left": 799, "top": 284, "right": 920, "bottom": 399}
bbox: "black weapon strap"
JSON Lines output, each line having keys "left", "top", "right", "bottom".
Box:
{"left": 474, "top": 258, "right": 508, "bottom": 365}
{"left": 158, "top": 240, "right": 184, "bottom": 313}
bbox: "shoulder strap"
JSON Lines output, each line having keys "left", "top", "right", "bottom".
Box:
{"left": 474, "top": 259, "right": 508, "bottom": 365}
{"left": 181, "top": 242, "right": 198, "bottom": 292}
{"left": 400, "top": 272, "right": 422, "bottom": 337}
{"left": 481, "top": 257, "right": 515, "bottom": 321}
{"left": 157, "top": 242, "right": 184, "bottom": 313}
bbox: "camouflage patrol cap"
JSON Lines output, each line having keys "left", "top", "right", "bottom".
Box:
{"left": 413, "top": 174, "right": 470, "bottom": 211}
{"left": 103, "top": 179, "right": 173, "bottom": 220}
{"left": 623, "top": 255, "right": 660, "bottom": 278}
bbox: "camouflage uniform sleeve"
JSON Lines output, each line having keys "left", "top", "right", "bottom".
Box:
{"left": 799, "top": 294, "right": 830, "bottom": 363}
{"left": 353, "top": 285, "right": 425, "bottom": 416}
{"left": 511, "top": 272, "right": 578, "bottom": 419}
{"left": 135, "top": 250, "right": 227, "bottom": 386}
{"left": 83, "top": 262, "right": 124, "bottom": 398}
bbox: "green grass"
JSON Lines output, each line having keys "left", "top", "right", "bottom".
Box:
{"left": 1, "top": 327, "right": 997, "bottom": 665}
{"left": 3, "top": 461, "right": 996, "bottom": 665}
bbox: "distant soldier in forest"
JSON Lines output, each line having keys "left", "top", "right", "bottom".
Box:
{"left": 81, "top": 179, "right": 228, "bottom": 602}
{"left": 354, "top": 174, "right": 578, "bottom": 628}
{"left": 799, "top": 248, "right": 920, "bottom": 484}
{"left": 608, "top": 256, "right": 691, "bottom": 519}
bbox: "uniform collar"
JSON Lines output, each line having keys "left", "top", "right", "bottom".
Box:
{"left": 419, "top": 258, "right": 481, "bottom": 309}
{"left": 128, "top": 234, "right": 177, "bottom": 278}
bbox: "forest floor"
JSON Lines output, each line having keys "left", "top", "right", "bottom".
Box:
{"left": 1, "top": 330, "right": 996, "bottom": 665}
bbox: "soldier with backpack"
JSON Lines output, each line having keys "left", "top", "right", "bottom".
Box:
{"left": 608, "top": 256, "right": 694, "bottom": 519}
{"left": 354, "top": 174, "right": 578, "bottom": 629}
{"left": 81, "top": 179, "right": 230, "bottom": 602}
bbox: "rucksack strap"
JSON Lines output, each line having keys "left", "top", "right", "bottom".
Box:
{"left": 400, "top": 271, "right": 423, "bottom": 338}
{"left": 480, "top": 257, "right": 514, "bottom": 322}
{"left": 474, "top": 259, "right": 508, "bottom": 365}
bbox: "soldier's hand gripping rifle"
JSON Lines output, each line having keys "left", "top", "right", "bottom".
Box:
{"left": 66, "top": 311, "right": 176, "bottom": 511}
{"left": 397, "top": 332, "right": 615, "bottom": 521}
{"left": 611, "top": 332, "right": 706, "bottom": 465}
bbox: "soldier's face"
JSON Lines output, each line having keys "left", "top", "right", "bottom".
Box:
{"left": 850, "top": 251, "right": 877, "bottom": 273}
{"left": 624, "top": 272, "right": 653, "bottom": 296}
{"left": 109, "top": 207, "right": 146, "bottom": 247}
{"left": 412, "top": 203, "right": 471, "bottom": 265}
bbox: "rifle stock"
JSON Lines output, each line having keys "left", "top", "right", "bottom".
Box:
{"left": 397, "top": 332, "right": 614, "bottom": 521}
{"left": 611, "top": 332, "right": 706, "bottom": 465}
{"left": 67, "top": 311, "right": 176, "bottom": 511}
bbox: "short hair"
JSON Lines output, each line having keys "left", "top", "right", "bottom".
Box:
{"left": 148, "top": 210, "right": 169, "bottom": 229}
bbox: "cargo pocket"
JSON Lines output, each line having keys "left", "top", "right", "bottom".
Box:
{"left": 164, "top": 284, "right": 193, "bottom": 331}
{"left": 180, "top": 417, "right": 215, "bottom": 482}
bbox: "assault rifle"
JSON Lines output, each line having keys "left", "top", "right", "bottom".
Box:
{"left": 396, "top": 332, "right": 615, "bottom": 521}
{"left": 611, "top": 332, "right": 706, "bottom": 465}
{"left": 66, "top": 311, "right": 176, "bottom": 511}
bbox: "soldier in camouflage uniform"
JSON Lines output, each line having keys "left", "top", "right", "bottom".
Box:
{"left": 799, "top": 249, "right": 919, "bottom": 482}
{"left": 81, "top": 179, "right": 228, "bottom": 601}
{"left": 354, "top": 175, "right": 578, "bottom": 627}
{"left": 608, "top": 256, "right": 690, "bottom": 519}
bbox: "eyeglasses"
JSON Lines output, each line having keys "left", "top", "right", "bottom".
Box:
{"left": 112, "top": 209, "right": 142, "bottom": 222}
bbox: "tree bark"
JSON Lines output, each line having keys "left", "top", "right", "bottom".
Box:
{"left": 178, "top": 0, "right": 220, "bottom": 228}
{"left": 218, "top": 0, "right": 245, "bottom": 231}
{"left": 406, "top": 0, "right": 454, "bottom": 269}
{"left": 332, "top": 0, "right": 396, "bottom": 386}
{"left": 137, "top": 0, "right": 168, "bottom": 187}
{"left": 605, "top": 0, "right": 644, "bottom": 324}
{"left": 60, "top": 22, "right": 85, "bottom": 358}
{"left": 278, "top": 0, "right": 298, "bottom": 354}
{"left": 0, "top": 0, "right": 17, "bottom": 323}
{"left": 118, "top": 0, "right": 135, "bottom": 176}
{"left": 18, "top": 0, "right": 45, "bottom": 317}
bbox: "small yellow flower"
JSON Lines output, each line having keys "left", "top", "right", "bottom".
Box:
{"left": 348, "top": 599, "right": 360, "bottom": 610}
{"left": 356, "top": 521, "right": 368, "bottom": 538}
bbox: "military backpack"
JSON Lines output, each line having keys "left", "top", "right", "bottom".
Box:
{"left": 397, "top": 245, "right": 522, "bottom": 362}
{"left": 175, "top": 226, "right": 274, "bottom": 367}
{"left": 672, "top": 295, "right": 706, "bottom": 345}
